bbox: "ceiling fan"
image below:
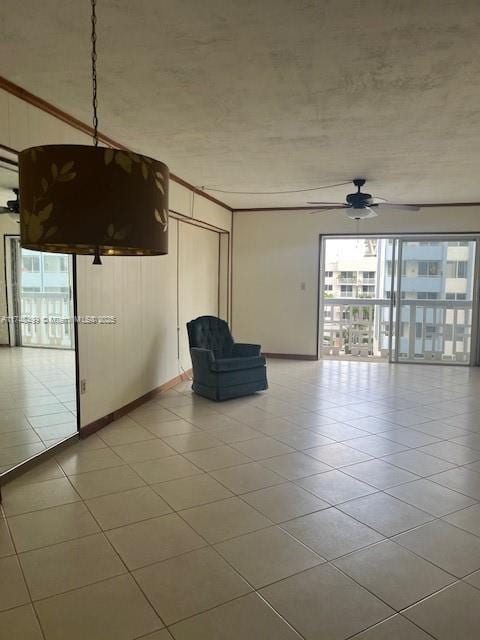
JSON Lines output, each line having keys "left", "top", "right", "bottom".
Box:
{"left": 308, "top": 179, "right": 420, "bottom": 220}
{"left": 0, "top": 188, "right": 20, "bottom": 222}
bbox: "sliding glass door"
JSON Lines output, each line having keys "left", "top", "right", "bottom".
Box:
{"left": 321, "top": 238, "right": 393, "bottom": 360}
{"left": 320, "top": 235, "right": 480, "bottom": 365}
{"left": 394, "top": 238, "right": 477, "bottom": 364}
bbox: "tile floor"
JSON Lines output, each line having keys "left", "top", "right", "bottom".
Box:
{"left": 2, "top": 358, "right": 480, "bottom": 638}
{"left": 0, "top": 347, "right": 77, "bottom": 473}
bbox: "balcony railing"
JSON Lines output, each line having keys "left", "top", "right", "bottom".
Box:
{"left": 20, "top": 292, "right": 73, "bottom": 348}
{"left": 322, "top": 297, "right": 472, "bottom": 362}
{"left": 322, "top": 298, "right": 390, "bottom": 359}
{"left": 397, "top": 299, "right": 472, "bottom": 363}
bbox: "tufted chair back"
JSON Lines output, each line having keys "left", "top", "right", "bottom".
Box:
{"left": 187, "top": 316, "right": 234, "bottom": 359}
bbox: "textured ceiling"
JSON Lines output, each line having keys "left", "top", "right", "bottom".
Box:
{"left": 1, "top": 0, "right": 480, "bottom": 209}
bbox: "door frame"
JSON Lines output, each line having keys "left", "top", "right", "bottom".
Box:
{"left": 319, "top": 233, "right": 480, "bottom": 366}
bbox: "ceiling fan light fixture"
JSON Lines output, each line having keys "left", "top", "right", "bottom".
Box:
{"left": 347, "top": 206, "right": 377, "bottom": 220}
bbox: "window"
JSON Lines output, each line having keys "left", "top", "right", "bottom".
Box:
{"left": 340, "top": 271, "right": 355, "bottom": 281}
{"left": 44, "top": 286, "right": 70, "bottom": 293}
{"left": 416, "top": 322, "right": 437, "bottom": 339}
{"left": 447, "top": 261, "right": 468, "bottom": 278}
{"left": 44, "top": 255, "right": 68, "bottom": 272}
{"left": 386, "top": 261, "right": 393, "bottom": 276}
{"left": 362, "top": 271, "right": 375, "bottom": 279}
{"left": 340, "top": 285, "right": 353, "bottom": 297}
{"left": 22, "top": 255, "right": 40, "bottom": 272}
{"left": 444, "top": 325, "right": 453, "bottom": 341}
{"left": 325, "top": 271, "right": 333, "bottom": 278}
{"left": 418, "top": 261, "right": 440, "bottom": 276}
{"left": 457, "top": 261, "right": 468, "bottom": 278}
{"left": 445, "top": 292, "right": 468, "bottom": 301}
{"left": 21, "top": 286, "right": 41, "bottom": 293}
{"left": 425, "top": 324, "right": 436, "bottom": 338}
{"left": 417, "top": 292, "right": 438, "bottom": 300}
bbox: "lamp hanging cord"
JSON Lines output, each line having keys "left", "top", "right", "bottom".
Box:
{"left": 199, "top": 180, "right": 351, "bottom": 195}
{"left": 91, "top": 0, "right": 99, "bottom": 147}
{"left": 90, "top": 0, "right": 101, "bottom": 265}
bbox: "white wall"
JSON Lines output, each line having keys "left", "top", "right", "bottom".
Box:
{"left": 232, "top": 208, "right": 480, "bottom": 356}
{"left": 1, "top": 87, "right": 232, "bottom": 429}
{"left": 76, "top": 221, "right": 180, "bottom": 426}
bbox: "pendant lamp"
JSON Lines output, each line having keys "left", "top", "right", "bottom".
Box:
{"left": 18, "top": 0, "right": 169, "bottom": 264}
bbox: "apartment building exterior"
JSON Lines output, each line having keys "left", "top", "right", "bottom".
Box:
{"left": 324, "top": 239, "right": 378, "bottom": 299}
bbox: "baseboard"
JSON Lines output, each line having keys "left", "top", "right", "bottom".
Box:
{"left": 79, "top": 370, "right": 192, "bottom": 438}
{"left": 262, "top": 353, "right": 318, "bottom": 361}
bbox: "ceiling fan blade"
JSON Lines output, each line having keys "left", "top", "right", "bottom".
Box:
{"left": 307, "top": 202, "right": 346, "bottom": 206}
{"left": 365, "top": 197, "right": 387, "bottom": 205}
{"left": 376, "top": 203, "right": 421, "bottom": 212}
{"left": 308, "top": 207, "right": 347, "bottom": 216}
{"left": 0, "top": 207, "right": 12, "bottom": 213}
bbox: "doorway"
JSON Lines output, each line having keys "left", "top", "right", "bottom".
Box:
{"left": 320, "top": 235, "right": 479, "bottom": 365}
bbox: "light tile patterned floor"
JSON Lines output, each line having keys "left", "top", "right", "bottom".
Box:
{"left": 0, "top": 347, "right": 77, "bottom": 473}
{"left": 2, "top": 358, "right": 480, "bottom": 638}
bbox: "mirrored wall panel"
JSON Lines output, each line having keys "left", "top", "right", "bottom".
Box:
{"left": 0, "top": 153, "right": 79, "bottom": 476}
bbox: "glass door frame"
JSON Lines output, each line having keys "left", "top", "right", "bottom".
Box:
{"left": 319, "top": 233, "right": 480, "bottom": 367}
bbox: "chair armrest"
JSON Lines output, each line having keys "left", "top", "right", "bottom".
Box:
{"left": 232, "top": 343, "right": 261, "bottom": 357}
{"left": 190, "top": 347, "right": 214, "bottom": 364}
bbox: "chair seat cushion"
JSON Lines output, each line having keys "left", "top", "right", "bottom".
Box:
{"left": 211, "top": 355, "right": 266, "bottom": 372}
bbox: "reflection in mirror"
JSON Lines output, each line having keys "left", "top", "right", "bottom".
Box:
{"left": 0, "top": 154, "right": 79, "bottom": 476}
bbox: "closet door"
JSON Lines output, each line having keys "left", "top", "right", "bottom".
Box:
{"left": 178, "top": 224, "right": 219, "bottom": 371}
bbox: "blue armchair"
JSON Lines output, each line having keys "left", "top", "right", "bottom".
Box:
{"left": 187, "top": 316, "right": 268, "bottom": 401}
